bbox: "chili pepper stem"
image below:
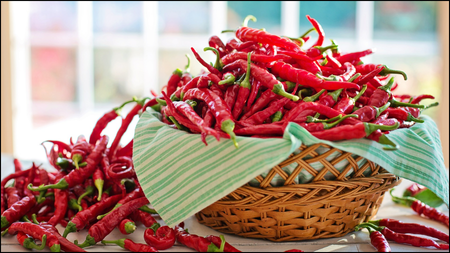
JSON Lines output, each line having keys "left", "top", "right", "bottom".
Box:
{"left": 365, "top": 122, "right": 400, "bottom": 136}
{"left": 27, "top": 179, "right": 69, "bottom": 192}
{"left": 74, "top": 235, "right": 96, "bottom": 248}
{"left": 242, "top": 15, "right": 256, "bottom": 27}
{"left": 62, "top": 222, "right": 77, "bottom": 238}
{"left": 102, "top": 239, "right": 126, "bottom": 248}
{"left": 273, "top": 84, "right": 299, "bottom": 101}
{"left": 378, "top": 134, "right": 399, "bottom": 151}
{"left": 94, "top": 179, "right": 104, "bottom": 201}
{"left": 25, "top": 234, "right": 47, "bottom": 250}
{"left": 221, "top": 119, "right": 238, "bottom": 149}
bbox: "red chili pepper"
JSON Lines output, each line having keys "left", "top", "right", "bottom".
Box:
{"left": 298, "top": 114, "right": 357, "bottom": 133}
{"left": 226, "top": 38, "right": 255, "bottom": 52}
{"left": 224, "top": 84, "right": 240, "bottom": 112}
{"left": 106, "top": 160, "right": 136, "bottom": 182}
{"left": 390, "top": 189, "right": 449, "bottom": 228}
{"left": 311, "top": 121, "right": 399, "bottom": 141}
{"left": 166, "top": 68, "right": 183, "bottom": 97}
{"left": 97, "top": 186, "right": 144, "bottom": 220}
{"left": 209, "top": 35, "right": 227, "bottom": 58}
{"left": 183, "top": 88, "right": 238, "bottom": 148}
{"left": 242, "top": 97, "right": 291, "bottom": 126}
{"left": 335, "top": 49, "right": 374, "bottom": 65}
{"left": 16, "top": 231, "right": 47, "bottom": 250}
{"left": 349, "top": 102, "right": 391, "bottom": 123}
{"left": 223, "top": 59, "right": 300, "bottom": 101}
{"left": 62, "top": 193, "right": 122, "bottom": 238}
{"left": 355, "top": 63, "right": 407, "bottom": 80}
{"left": 144, "top": 223, "right": 176, "bottom": 250}
{"left": 369, "top": 218, "right": 449, "bottom": 243}
{"left": 410, "top": 94, "right": 435, "bottom": 104}
{"left": 318, "top": 88, "right": 343, "bottom": 107}
{"left": 191, "top": 47, "right": 222, "bottom": 77}
{"left": 270, "top": 61, "right": 360, "bottom": 91}
{"left": 305, "top": 15, "right": 325, "bottom": 48}
{"left": 28, "top": 135, "right": 109, "bottom": 193}
{"left": 102, "top": 238, "right": 158, "bottom": 252}
{"left": 47, "top": 171, "right": 68, "bottom": 227}
{"left": 92, "top": 167, "right": 105, "bottom": 201}
{"left": 277, "top": 49, "right": 321, "bottom": 62}
{"left": 356, "top": 222, "right": 448, "bottom": 250}
{"left": 205, "top": 235, "right": 242, "bottom": 252}
{"left": 232, "top": 52, "right": 253, "bottom": 120}
{"left": 5, "top": 187, "right": 21, "bottom": 208}
{"left": 71, "top": 135, "right": 91, "bottom": 169}
{"left": 39, "top": 220, "right": 87, "bottom": 252}
{"left": 221, "top": 51, "right": 294, "bottom": 66}
{"left": 130, "top": 209, "right": 158, "bottom": 227}
{"left": 285, "top": 250, "right": 304, "bottom": 252}
{"left": 174, "top": 222, "right": 224, "bottom": 252}
{"left": 75, "top": 197, "right": 150, "bottom": 248}
{"left": 370, "top": 230, "right": 392, "bottom": 252}
{"left": 235, "top": 123, "right": 284, "bottom": 136}
{"left": 7, "top": 222, "right": 61, "bottom": 252}
{"left": 333, "top": 85, "right": 368, "bottom": 114}
{"left": 366, "top": 77, "right": 396, "bottom": 108}
{"left": 383, "top": 108, "right": 423, "bottom": 123}
{"left": 404, "top": 183, "right": 427, "bottom": 197}
{"left": 1, "top": 195, "right": 37, "bottom": 230}
{"left": 119, "top": 218, "right": 136, "bottom": 235}
{"left": 235, "top": 26, "right": 301, "bottom": 52}
{"left": 241, "top": 88, "right": 280, "bottom": 120}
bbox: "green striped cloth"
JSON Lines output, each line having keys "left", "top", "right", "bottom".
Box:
{"left": 133, "top": 109, "right": 449, "bottom": 228}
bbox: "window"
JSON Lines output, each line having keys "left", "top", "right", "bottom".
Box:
{"left": 7, "top": 1, "right": 447, "bottom": 166}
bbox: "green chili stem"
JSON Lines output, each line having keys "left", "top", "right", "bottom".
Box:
{"left": 303, "top": 89, "right": 326, "bottom": 102}
{"left": 102, "top": 239, "right": 126, "bottom": 248}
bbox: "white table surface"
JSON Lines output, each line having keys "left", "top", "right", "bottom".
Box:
{"left": 1, "top": 154, "right": 448, "bottom": 252}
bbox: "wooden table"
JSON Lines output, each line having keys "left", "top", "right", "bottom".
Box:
{"left": 1, "top": 154, "right": 448, "bottom": 252}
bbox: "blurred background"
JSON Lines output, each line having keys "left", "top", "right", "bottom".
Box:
{"left": 1, "top": 1, "right": 449, "bottom": 167}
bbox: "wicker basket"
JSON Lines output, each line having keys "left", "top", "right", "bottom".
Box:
{"left": 195, "top": 143, "right": 401, "bottom": 241}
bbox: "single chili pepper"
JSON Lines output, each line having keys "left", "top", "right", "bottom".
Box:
{"left": 232, "top": 52, "right": 252, "bottom": 120}
{"left": 77, "top": 179, "right": 95, "bottom": 205}
{"left": 223, "top": 59, "right": 300, "bottom": 101}
{"left": 318, "top": 88, "right": 343, "bottom": 107}
{"left": 390, "top": 189, "right": 449, "bottom": 228}
{"left": 7, "top": 222, "right": 61, "bottom": 252}
{"left": 5, "top": 187, "right": 21, "bottom": 208}
{"left": 106, "top": 161, "right": 136, "bottom": 182}
{"left": 356, "top": 65, "right": 385, "bottom": 85}
{"left": 311, "top": 121, "right": 399, "bottom": 142}
{"left": 75, "top": 197, "right": 150, "bottom": 248}
{"left": 383, "top": 108, "right": 424, "bottom": 123}
{"left": 235, "top": 123, "right": 284, "bottom": 136}
{"left": 221, "top": 51, "right": 295, "bottom": 66}
{"left": 166, "top": 68, "right": 183, "bottom": 97}
{"left": 205, "top": 235, "right": 241, "bottom": 252}
{"left": 366, "top": 77, "right": 395, "bottom": 108}
{"left": 296, "top": 59, "right": 322, "bottom": 74}
{"left": 17, "top": 231, "right": 47, "bottom": 250}
{"left": 335, "top": 49, "right": 374, "bottom": 65}
{"left": 410, "top": 94, "right": 435, "bottom": 104}
{"left": 183, "top": 88, "right": 239, "bottom": 148}
{"left": 102, "top": 238, "right": 158, "bottom": 252}
{"left": 118, "top": 218, "right": 136, "bottom": 235}
{"left": 62, "top": 193, "right": 122, "bottom": 238}
{"left": 369, "top": 218, "right": 449, "bottom": 243}
{"left": 28, "top": 135, "right": 109, "bottom": 193}
{"left": 333, "top": 85, "right": 368, "bottom": 114}
{"left": 325, "top": 54, "right": 342, "bottom": 69}
{"left": 190, "top": 47, "right": 222, "bottom": 77}
{"left": 174, "top": 222, "right": 224, "bottom": 252}
{"left": 209, "top": 35, "right": 227, "bottom": 57}
{"left": 92, "top": 167, "right": 105, "bottom": 201}
{"left": 225, "top": 38, "right": 255, "bottom": 51}
{"left": 366, "top": 129, "right": 399, "bottom": 150}
{"left": 144, "top": 223, "right": 176, "bottom": 250}
{"left": 1, "top": 195, "right": 37, "bottom": 230}
{"left": 130, "top": 209, "right": 158, "bottom": 227}
{"left": 204, "top": 47, "right": 225, "bottom": 72}
{"left": 270, "top": 61, "right": 360, "bottom": 91}
{"left": 35, "top": 218, "right": 87, "bottom": 252}
{"left": 349, "top": 102, "right": 391, "bottom": 123}
{"left": 305, "top": 15, "right": 325, "bottom": 48}
{"left": 277, "top": 49, "right": 322, "bottom": 62}
{"left": 357, "top": 224, "right": 391, "bottom": 252}
{"left": 355, "top": 64, "right": 407, "bottom": 80}
{"left": 356, "top": 223, "right": 448, "bottom": 250}
{"left": 71, "top": 135, "right": 91, "bottom": 169}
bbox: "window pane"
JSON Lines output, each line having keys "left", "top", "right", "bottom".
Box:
{"left": 227, "top": 1, "right": 281, "bottom": 34}
{"left": 374, "top": 1, "right": 437, "bottom": 41}
{"left": 30, "top": 1, "right": 77, "bottom": 32}
{"left": 94, "top": 48, "right": 144, "bottom": 104}
{"left": 158, "top": 1, "right": 209, "bottom": 34}
{"left": 299, "top": 1, "right": 356, "bottom": 40}
{"left": 93, "top": 1, "right": 143, "bottom": 33}
{"left": 31, "top": 47, "right": 77, "bottom": 102}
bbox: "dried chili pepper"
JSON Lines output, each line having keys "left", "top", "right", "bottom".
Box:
{"left": 28, "top": 135, "right": 109, "bottom": 193}
{"left": 356, "top": 223, "right": 448, "bottom": 250}
{"left": 390, "top": 189, "right": 449, "bottom": 228}
{"left": 368, "top": 218, "right": 449, "bottom": 243}
{"left": 144, "top": 223, "right": 176, "bottom": 250}
{"left": 7, "top": 222, "right": 61, "bottom": 252}
{"left": 75, "top": 197, "right": 150, "bottom": 248}
{"left": 102, "top": 238, "right": 158, "bottom": 252}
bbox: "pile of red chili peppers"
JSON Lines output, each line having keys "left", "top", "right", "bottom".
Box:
{"left": 0, "top": 15, "right": 444, "bottom": 252}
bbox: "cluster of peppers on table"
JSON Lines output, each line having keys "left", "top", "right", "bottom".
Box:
{"left": 145, "top": 15, "right": 438, "bottom": 151}
{"left": 0, "top": 14, "right": 446, "bottom": 252}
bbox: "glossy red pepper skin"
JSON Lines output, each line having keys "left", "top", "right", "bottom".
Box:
{"left": 7, "top": 222, "right": 61, "bottom": 252}
{"left": 370, "top": 231, "right": 391, "bottom": 252}
{"left": 1, "top": 196, "right": 36, "bottom": 230}
{"left": 411, "top": 200, "right": 449, "bottom": 228}
{"left": 234, "top": 123, "right": 284, "bottom": 136}
{"left": 205, "top": 235, "right": 242, "bottom": 252}
{"left": 224, "top": 84, "right": 240, "bottom": 112}
{"left": 221, "top": 51, "right": 294, "bottom": 66}
{"left": 174, "top": 223, "right": 216, "bottom": 252}
{"left": 144, "top": 225, "right": 176, "bottom": 250}
{"left": 209, "top": 35, "right": 227, "bottom": 58}
{"left": 381, "top": 227, "right": 448, "bottom": 250}
{"left": 306, "top": 15, "right": 325, "bottom": 47}
{"left": 411, "top": 94, "right": 434, "bottom": 104}
{"left": 48, "top": 171, "right": 68, "bottom": 226}
{"left": 119, "top": 218, "right": 136, "bottom": 235}
{"left": 166, "top": 69, "right": 183, "bottom": 97}
{"left": 89, "top": 110, "right": 118, "bottom": 145}
{"left": 5, "top": 187, "right": 21, "bottom": 208}
{"left": 335, "top": 49, "right": 373, "bottom": 65}
{"left": 241, "top": 97, "right": 290, "bottom": 125}
{"left": 236, "top": 26, "right": 301, "bottom": 52}
{"left": 226, "top": 38, "right": 255, "bottom": 52}
{"left": 40, "top": 222, "right": 86, "bottom": 252}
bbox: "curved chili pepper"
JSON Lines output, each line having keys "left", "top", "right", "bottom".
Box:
{"left": 75, "top": 197, "right": 150, "bottom": 248}
{"left": 223, "top": 59, "right": 300, "bottom": 101}
{"left": 102, "top": 238, "right": 158, "bottom": 252}
{"left": 235, "top": 26, "right": 301, "bottom": 52}
{"left": 270, "top": 61, "right": 360, "bottom": 91}
{"left": 174, "top": 222, "right": 225, "bottom": 252}
{"left": 47, "top": 171, "right": 68, "bottom": 227}
{"left": 311, "top": 121, "right": 399, "bottom": 142}
{"left": 221, "top": 51, "right": 295, "bottom": 66}
{"left": 232, "top": 52, "right": 252, "bottom": 120}
{"left": 208, "top": 35, "right": 227, "bottom": 58}
{"left": 183, "top": 88, "right": 239, "bottom": 148}
{"left": 118, "top": 218, "right": 136, "bottom": 235}
{"left": 5, "top": 187, "right": 21, "bottom": 208}
{"left": 71, "top": 135, "right": 91, "bottom": 170}
{"left": 130, "top": 209, "right": 157, "bottom": 227}
{"left": 350, "top": 102, "right": 391, "bottom": 123}
{"left": 356, "top": 63, "right": 407, "bottom": 80}
{"left": 1, "top": 195, "right": 37, "bottom": 230}
{"left": 97, "top": 186, "right": 144, "bottom": 220}
{"left": 356, "top": 223, "right": 448, "bottom": 250}
{"left": 390, "top": 189, "right": 449, "bottom": 228}
{"left": 368, "top": 228, "right": 391, "bottom": 252}
{"left": 383, "top": 108, "right": 424, "bottom": 123}
{"left": 17, "top": 231, "right": 47, "bottom": 250}
{"left": 144, "top": 223, "right": 176, "bottom": 250}
{"left": 410, "top": 94, "right": 435, "bottom": 104}
{"left": 92, "top": 167, "right": 105, "bottom": 201}
{"left": 38, "top": 219, "right": 87, "bottom": 252}
{"left": 366, "top": 129, "right": 399, "bottom": 150}
{"left": 298, "top": 114, "right": 357, "bottom": 133}
{"left": 28, "top": 135, "right": 109, "bottom": 193}
{"left": 205, "top": 234, "right": 241, "bottom": 252}
{"left": 369, "top": 218, "right": 449, "bottom": 243}
{"left": 107, "top": 161, "right": 136, "bottom": 182}
{"left": 62, "top": 193, "right": 122, "bottom": 238}
{"left": 225, "top": 38, "right": 255, "bottom": 52}
{"left": 77, "top": 179, "right": 95, "bottom": 205}
{"left": 305, "top": 15, "right": 325, "bottom": 48}
{"left": 7, "top": 222, "right": 61, "bottom": 252}
{"left": 218, "top": 72, "right": 236, "bottom": 85}
{"left": 366, "top": 77, "right": 395, "bottom": 108}
{"left": 166, "top": 68, "right": 183, "bottom": 97}
{"left": 204, "top": 47, "right": 224, "bottom": 72}
{"left": 190, "top": 47, "right": 222, "bottom": 77}
{"left": 335, "top": 49, "right": 374, "bottom": 65}
{"left": 333, "top": 85, "right": 368, "bottom": 114}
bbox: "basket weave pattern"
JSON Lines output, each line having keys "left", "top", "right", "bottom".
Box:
{"left": 196, "top": 143, "right": 401, "bottom": 241}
